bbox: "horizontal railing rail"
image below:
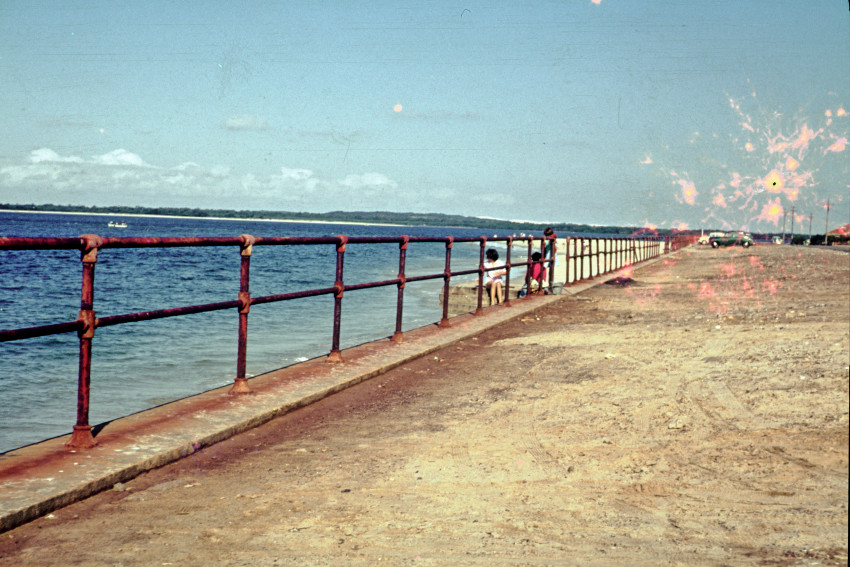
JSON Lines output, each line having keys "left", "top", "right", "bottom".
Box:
{"left": 1, "top": 231, "right": 694, "bottom": 450}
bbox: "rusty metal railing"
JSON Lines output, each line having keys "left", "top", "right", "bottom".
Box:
{"left": 1, "top": 230, "right": 691, "bottom": 451}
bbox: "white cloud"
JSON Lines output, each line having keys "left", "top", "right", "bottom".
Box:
{"left": 0, "top": 148, "right": 467, "bottom": 214}
{"left": 173, "top": 161, "right": 201, "bottom": 171}
{"left": 223, "top": 114, "right": 269, "bottom": 131}
{"left": 208, "top": 165, "right": 232, "bottom": 178}
{"left": 29, "top": 148, "right": 83, "bottom": 164}
{"left": 91, "top": 149, "right": 152, "bottom": 167}
{"left": 338, "top": 172, "right": 397, "bottom": 190}
{"left": 275, "top": 167, "right": 314, "bottom": 182}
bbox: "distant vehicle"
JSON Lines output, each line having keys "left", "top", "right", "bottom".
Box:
{"left": 709, "top": 231, "right": 753, "bottom": 248}
{"left": 698, "top": 231, "right": 725, "bottom": 245}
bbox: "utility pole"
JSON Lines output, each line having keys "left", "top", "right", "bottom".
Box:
{"left": 790, "top": 205, "right": 795, "bottom": 242}
{"left": 782, "top": 210, "right": 787, "bottom": 243}
{"left": 808, "top": 213, "right": 813, "bottom": 243}
{"left": 824, "top": 199, "right": 831, "bottom": 245}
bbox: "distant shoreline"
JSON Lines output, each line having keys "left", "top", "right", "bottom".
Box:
{"left": 0, "top": 209, "right": 409, "bottom": 228}
{"left": 0, "top": 204, "right": 651, "bottom": 234}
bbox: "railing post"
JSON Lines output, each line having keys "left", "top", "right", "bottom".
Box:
{"left": 66, "top": 235, "right": 102, "bottom": 450}
{"left": 539, "top": 237, "right": 547, "bottom": 289}
{"left": 524, "top": 239, "right": 533, "bottom": 296}
{"left": 578, "top": 238, "right": 585, "bottom": 281}
{"left": 392, "top": 236, "right": 408, "bottom": 342}
{"left": 439, "top": 237, "right": 453, "bottom": 327}
{"left": 614, "top": 239, "right": 619, "bottom": 270}
{"left": 503, "top": 237, "right": 513, "bottom": 306}
{"left": 596, "top": 238, "right": 602, "bottom": 277}
{"left": 231, "top": 234, "right": 254, "bottom": 394}
{"left": 474, "top": 237, "right": 487, "bottom": 315}
{"left": 622, "top": 238, "right": 627, "bottom": 268}
{"left": 327, "top": 235, "right": 347, "bottom": 362}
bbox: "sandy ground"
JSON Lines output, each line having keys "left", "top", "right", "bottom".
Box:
{"left": 0, "top": 245, "right": 847, "bottom": 566}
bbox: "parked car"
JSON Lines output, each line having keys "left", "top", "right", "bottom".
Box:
{"left": 698, "top": 231, "right": 726, "bottom": 245}
{"left": 709, "top": 231, "right": 754, "bottom": 248}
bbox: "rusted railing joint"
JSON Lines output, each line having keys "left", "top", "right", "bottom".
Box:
{"left": 239, "top": 233, "right": 255, "bottom": 256}
{"left": 237, "top": 291, "right": 251, "bottom": 314}
{"left": 80, "top": 234, "right": 103, "bottom": 264}
{"left": 77, "top": 309, "right": 96, "bottom": 339}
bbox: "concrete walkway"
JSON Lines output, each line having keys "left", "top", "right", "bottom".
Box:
{"left": 0, "top": 263, "right": 628, "bottom": 533}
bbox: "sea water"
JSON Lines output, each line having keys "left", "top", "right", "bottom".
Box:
{"left": 0, "top": 211, "right": 528, "bottom": 452}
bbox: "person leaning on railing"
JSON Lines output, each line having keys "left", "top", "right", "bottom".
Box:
{"left": 543, "top": 226, "right": 558, "bottom": 266}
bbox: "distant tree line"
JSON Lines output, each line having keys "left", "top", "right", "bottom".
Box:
{"left": 0, "top": 203, "right": 669, "bottom": 235}
{"left": 790, "top": 234, "right": 849, "bottom": 245}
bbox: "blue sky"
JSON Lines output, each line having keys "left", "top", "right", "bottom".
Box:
{"left": 1, "top": 1, "right": 847, "bottom": 231}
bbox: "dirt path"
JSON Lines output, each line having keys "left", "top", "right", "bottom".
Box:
{"left": 1, "top": 245, "right": 847, "bottom": 566}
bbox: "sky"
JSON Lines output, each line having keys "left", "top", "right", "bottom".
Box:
{"left": 1, "top": 1, "right": 848, "bottom": 231}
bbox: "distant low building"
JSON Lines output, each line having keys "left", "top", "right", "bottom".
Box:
{"left": 826, "top": 223, "right": 850, "bottom": 244}
{"left": 826, "top": 223, "right": 850, "bottom": 237}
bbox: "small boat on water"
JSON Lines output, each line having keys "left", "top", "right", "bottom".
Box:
{"left": 107, "top": 221, "right": 128, "bottom": 228}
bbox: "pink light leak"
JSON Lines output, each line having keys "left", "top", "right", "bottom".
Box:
{"left": 762, "top": 279, "right": 781, "bottom": 295}
{"left": 689, "top": 252, "right": 792, "bottom": 316}
{"left": 826, "top": 137, "right": 846, "bottom": 154}
{"left": 758, "top": 198, "right": 784, "bottom": 225}
{"left": 642, "top": 88, "right": 848, "bottom": 233}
